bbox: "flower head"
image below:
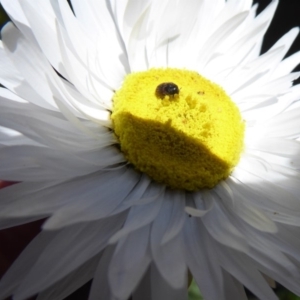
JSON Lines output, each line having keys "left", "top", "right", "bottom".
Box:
{"left": 1, "top": 0, "right": 300, "bottom": 299}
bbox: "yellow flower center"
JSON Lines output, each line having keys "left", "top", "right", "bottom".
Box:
{"left": 111, "top": 68, "right": 245, "bottom": 191}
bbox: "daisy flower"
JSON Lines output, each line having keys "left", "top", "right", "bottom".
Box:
{"left": 1, "top": 0, "right": 300, "bottom": 299}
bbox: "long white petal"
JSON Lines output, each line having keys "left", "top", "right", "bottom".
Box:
{"left": 14, "top": 215, "right": 125, "bottom": 300}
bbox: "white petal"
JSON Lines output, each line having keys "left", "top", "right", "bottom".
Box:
{"left": 201, "top": 194, "right": 248, "bottom": 252}
{"left": 151, "top": 193, "right": 187, "bottom": 289}
{"left": 228, "top": 173, "right": 300, "bottom": 226}
{"left": 185, "top": 190, "right": 214, "bottom": 217}
{"left": 268, "top": 27, "right": 300, "bottom": 79}
{"left": 126, "top": 3, "right": 151, "bottom": 71}
{"left": 36, "top": 254, "right": 100, "bottom": 300}
{"left": 214, "top": 180, "right": 235, "bottom": 206}
{"left": 109, "top": 225, "right": 151, "bottom": 300}
{"left": 261, "top": 105, "right": 300, "bottom": 138}
{"left": 109, "top": 184, "right": 163, "bottom": 244}
{"left": 221, "top": 0, "right": 279, "bottom": 87}
{"left": 241, "top": 228, "right": 297, "bottom": 276}
{"left": 217, "top": 246, "right": 278, "bottom": 300}
{"left": 151, "top": 0, "right": 203, "bottom": 69}
{"left": 0, "top": 90, "right": 111, "bottom": 153}
{"left": 0, "top": 0, "right": 37, "bottom": 53}
{"left": 1, "top": 0, "right": 29, "bottom": 27}
{"left": 222, "top": 271, "right": 248, "bottom": 300}
{"left": 152, "top": 234, "right": 187, "bottom": 290}
{"left": 18, "top": 0, "right": 68, "bottom": 79}
{"left": 1, "top": 22, "right": 59, "bottom": 108}
{"left": 248, "top": 137, "right": 300, "bottom": 157}
{"left": 150, "top": 263, "right": 187, "bottom": 300}
{"left": 88, "top": 246, "right": 115, "bottom": 300}
{"left": 110, "top": 174, "right": 154, "bottom": 215}
{"left": 183, "top": 218, "right": 226, "bottom": 300}
{"left": 242, "top": 85, "right": 300, "bottom": 124}
{"left": 150, "top": 190, "right": 185, "bottom": 247}
{"left": 0, "top": 216, "right": 45, "bottom": 230}
{"left": 197, "top": 12, "right": 249, "bottom": 70}
{"left": 0, "top": 179, "right": 99, "bottom": 218}
{"left": 14, "top": 215, "right": 125, "bottom": 300}
{"left": 43, "top": 168, "right": 139, "bottom": 229}
{"left": 0, "top": 231, "right": 56, "bottom": 299}
{"left": 113, "top": 0, "right": 150, "bottom": 46}
{"left": 226, "top": 178, "right": 278, "bottom": 233}
{"left": 0, "top": 41, "right": 22, "bottom": 89}
{"left": 57, "top": 0, "right": 126, "bottom": 90}
{"left": 226, "top": 0, "right": 253, "bottom": 13}
{"left": 160, "top": 191, "right": 187, "bottom": 244}
{"left": 233, "top": 160, "right": 300, "bottom": 212}
{"left": 258, "top": 259, "right": 300, "bottom": 296}
{"left": 273, "top": 50, "right": 300, "bottom": 79}
{"left": 0, "top": 145, "right": 102, "bottom": 181}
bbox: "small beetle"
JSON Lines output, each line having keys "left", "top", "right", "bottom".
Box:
{"left": 155, "top": 82, "right": 179, "bottom": 99}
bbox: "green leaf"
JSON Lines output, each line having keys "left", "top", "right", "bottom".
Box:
{"left": 188, "top": 280, "right": 204, "bottom": 300}
{"left": 277, "top": 289, "right": 300, "bottom": 300}
{"left": 0, "top": 4, "right": 9, "bottom": 27}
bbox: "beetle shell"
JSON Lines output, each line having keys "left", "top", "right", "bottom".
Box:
{"left": 155, "top": 82, "right": 179, "bottom": 99}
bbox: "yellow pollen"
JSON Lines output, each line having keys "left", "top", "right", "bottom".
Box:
{"left": 111, "top": 68, "right": 245, "bottom": 191}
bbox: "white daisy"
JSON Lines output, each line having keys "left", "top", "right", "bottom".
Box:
{"left": 0, "top": 0, "right": 300, "bottom": 300}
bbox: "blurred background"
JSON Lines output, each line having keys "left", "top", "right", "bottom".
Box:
{"left": 0, "top": 1, "right": 300, "bottom": 299}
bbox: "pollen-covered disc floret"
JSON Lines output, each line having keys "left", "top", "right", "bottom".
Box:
{"left": 112, "top": 68, "right": 245, "bottom": 190}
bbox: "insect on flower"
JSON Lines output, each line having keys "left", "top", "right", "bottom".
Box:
{"left": 155, "top": 82, "right": 179, "bottom": 99}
